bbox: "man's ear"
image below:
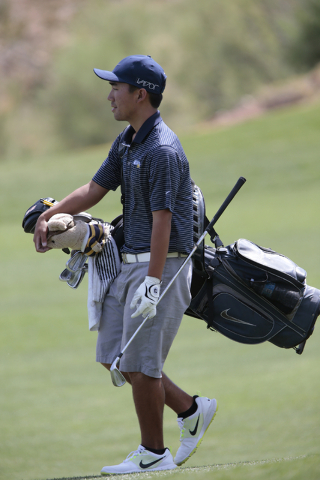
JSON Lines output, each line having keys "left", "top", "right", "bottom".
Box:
{"left": 137, "top": 88, "right": 148, "bottom": 102}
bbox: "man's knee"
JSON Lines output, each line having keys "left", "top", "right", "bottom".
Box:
{"left": 101, "top": 362, "right": 111, "bottom": 371}
{"left": 128, "top": 371, "right": 160, "bottom": 385}
{"left": 128, "top": 371, "right": 144, "bottom": 382}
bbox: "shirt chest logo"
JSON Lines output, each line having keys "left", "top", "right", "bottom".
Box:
{"left": 133, "top": 160, "right": 140, "bottom": 168}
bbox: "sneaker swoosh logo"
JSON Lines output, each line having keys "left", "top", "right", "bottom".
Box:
{"left": 220, "top": 309, "right": 255, "bottom": 326}
{"left": 139, "top": 456, "right": 165, "bottom": 469}
{"left": 189, "top": 414, "right": 200, "bottom": 436}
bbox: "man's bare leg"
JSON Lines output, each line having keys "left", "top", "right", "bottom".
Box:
{"left": 129, "top": 372, "right": 165, "bottom": 449}
{"left": 101, "top": 364, "right": 193, "bottom": 414}
{"left": 161, "top": 372, "right": 194, "bottom": 414}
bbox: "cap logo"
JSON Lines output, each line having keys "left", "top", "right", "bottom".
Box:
{"left": 136, "top": 78, "right": 159, "bottom": 90}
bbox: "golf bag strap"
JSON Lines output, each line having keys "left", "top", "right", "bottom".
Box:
{"left": 202, "top": 215, "right": 221, "bottom": 246}
{"left": 191, "top": 178, "right": 220, "bottom": 247}
{"left": 208, "top": 223, "right": 223, "bottom": 247}
{"left": 118, "top": 128, "right": 130, "bottom": 230}
{"left": 120, "top": 162, "right": 125, "bottom": 226}
{"left": 206, "top": 276, "right": 215, "bottom": 330}
{"left": 110, "top": 214, "right": 124, "bottom": 255}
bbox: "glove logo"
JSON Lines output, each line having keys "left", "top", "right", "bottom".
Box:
{"left": 151, "top": 286, "right": 159, "bottom": 296}
{"left": 131, "top": 276, "right": 161, "bottom": 319}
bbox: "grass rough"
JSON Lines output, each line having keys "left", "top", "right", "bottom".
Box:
{"left": 1, "top": 100, "right": 319, "bottom": 480}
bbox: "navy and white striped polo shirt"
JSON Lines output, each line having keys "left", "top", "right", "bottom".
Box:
{"left": 93, "top": 111, "right": 193, "bottom": 255}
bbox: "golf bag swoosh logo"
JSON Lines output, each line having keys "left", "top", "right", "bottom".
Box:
{"left": 139, "top": 456, "right": 165, "bottom": 469}
{"left": 189, "top": 415, "right": 200, "bottom": 436}
{"left": 220, "top": 309, "right": 256, "bottom": 326}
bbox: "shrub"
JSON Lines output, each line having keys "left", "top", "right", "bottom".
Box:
{"left": 289, "top": 0, "right": 320, "bottom": 70}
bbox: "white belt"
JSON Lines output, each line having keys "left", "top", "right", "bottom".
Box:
{"left": 122, "top": 251, "right": 188, "bottom": 264}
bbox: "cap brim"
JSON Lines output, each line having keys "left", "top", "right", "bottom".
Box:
{"left": 93, "top": 68, "right": 119, "bottom": 82}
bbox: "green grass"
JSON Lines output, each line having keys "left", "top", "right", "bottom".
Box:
{"left": 0, "top": 100, "right": 320, "bottom": 480}
{"left": 42, "top": 454, "right": 320, "bottom": 480}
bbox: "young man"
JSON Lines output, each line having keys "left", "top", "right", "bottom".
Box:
{"left": 33, "top": 55, "right": 218, "bottom": 475}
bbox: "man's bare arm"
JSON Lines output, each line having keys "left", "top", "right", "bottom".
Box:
{"left": 33, "top": 180, "right": 109, "bottom": 252}
{"left": 148, "top": 209, "right": 172, "bottom": 280}
{"left": 130, "top": 209, "right": 172, "bottom": 319}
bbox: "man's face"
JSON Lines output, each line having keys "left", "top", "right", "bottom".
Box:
{"left": 107, "top": 82, "right": 138, "bottom": 122}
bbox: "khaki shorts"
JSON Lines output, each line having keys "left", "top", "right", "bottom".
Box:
{"left": 96, "top": 257, "right": 192, "bottom": 378}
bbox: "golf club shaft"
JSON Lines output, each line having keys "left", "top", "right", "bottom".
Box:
{"left": 116, "top": 314, "right": 151, "bottom": 361}
{"left": 114, "top": 176, "right": 246, "bottom": 362}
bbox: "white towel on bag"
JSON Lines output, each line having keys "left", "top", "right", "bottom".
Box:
{"left": 87, "top": 234, "right": 121, "bottom": 331}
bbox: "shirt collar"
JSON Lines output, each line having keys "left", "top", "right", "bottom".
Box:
{"left": 122, "top": 111, "right": 162, "bottom": 146}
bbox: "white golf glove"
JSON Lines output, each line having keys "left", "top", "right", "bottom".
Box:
{"left": 130, "top": 276, "right": 161, "bottom": 319}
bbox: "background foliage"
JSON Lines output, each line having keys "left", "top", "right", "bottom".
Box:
{"left": 2, "top": 0, "right": 320, "bottom": 158}
{"left": 289, "top": 0, "right": 320, "bottom": 70}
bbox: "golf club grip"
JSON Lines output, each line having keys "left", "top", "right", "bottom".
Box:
{"left": 206, "top": 176, "right": 246, "bottom": 232}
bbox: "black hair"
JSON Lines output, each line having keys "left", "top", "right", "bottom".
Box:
{"left": 128, "top": 84, "right": 163, "bottom": 108}
{"left": 148, "top": 92, "right": 163, "bottom": 109}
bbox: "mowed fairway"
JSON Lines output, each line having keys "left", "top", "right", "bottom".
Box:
{"left": 0, "top": 101, "right": 320, "bottom": 480}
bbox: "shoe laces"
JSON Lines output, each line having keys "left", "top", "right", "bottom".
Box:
{"left": 125, "top": 445, "right": 146, "bottom": 462}
{"left": 177, "top": 417, "right": 186, "bottom": 441}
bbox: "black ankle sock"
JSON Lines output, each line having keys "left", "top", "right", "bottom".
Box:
{"left": 142, "top": 445, "right": 167, "bottom": 455}
{"left": 178, "top": 395, "right": 199, "bottom": 419}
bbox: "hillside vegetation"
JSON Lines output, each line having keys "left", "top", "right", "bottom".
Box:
{"left": 2, "top": 0, "right": 320, "bottom": 159}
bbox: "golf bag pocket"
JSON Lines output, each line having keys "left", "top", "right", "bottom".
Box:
{"left": 202, "top": 285, "right": 281, "bottom": 344}
{"left": 234, "top": 239, "right": 307, "bottom": 283}
{"left": 228, "top": 239, "right": 306, "bottom": 316}
{"left": 269, "top": 285, "right": 320, "bottom": 349}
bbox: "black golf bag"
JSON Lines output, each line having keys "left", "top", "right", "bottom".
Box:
{"left": 185, "top": 186, "right": 320, "bottom": 355}
{"left": 23, "top": 185, "right": 319, "bottom": 355}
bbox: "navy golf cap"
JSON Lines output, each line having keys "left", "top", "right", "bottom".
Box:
{"left": 93, "top": 55, "right": 167, "bottom": 95}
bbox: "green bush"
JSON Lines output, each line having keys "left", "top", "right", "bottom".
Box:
{"left": 41, "top": 0, "right": 300, "bottom": 149}
{"left": 1, "top": 0, "right": 306, "bottom": 157}
{"left": 289, "top": 0, "right": 320, "bottom": 70}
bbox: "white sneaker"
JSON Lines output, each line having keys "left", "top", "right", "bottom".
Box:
{"left": 101, "top": 445, "right": 177, "bottom": 475}
{"left": 174, "top": 396, "right": 218, "bottom": 466}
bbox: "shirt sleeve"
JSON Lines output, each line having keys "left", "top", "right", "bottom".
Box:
{"left": 148, "top": 145, "right": 183, "bottom": 213}
{"left": 92, "top": 136, "right": 122, "bottom": 191}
